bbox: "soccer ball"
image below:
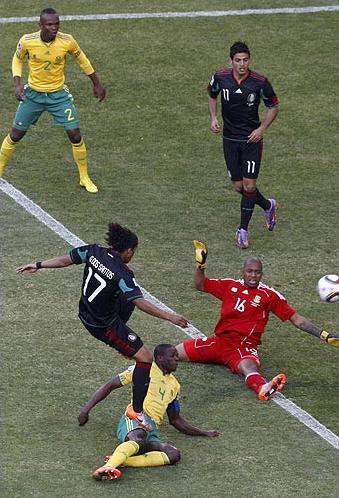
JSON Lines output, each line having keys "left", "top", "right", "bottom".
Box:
{"left": 317, "top": 274, "right": 339, "bottom": 302}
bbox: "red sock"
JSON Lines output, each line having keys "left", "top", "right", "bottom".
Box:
{"left": 245, "top": 372, "right": 266, "bottom": 394}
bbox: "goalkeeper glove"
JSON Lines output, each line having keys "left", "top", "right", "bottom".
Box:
{"left": 193, "top": 240, "right": 208, "bottom": 269}
{"left": 320, "top": 330, "right": 339, "bottom": 348}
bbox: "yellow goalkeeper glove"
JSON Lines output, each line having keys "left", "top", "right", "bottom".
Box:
{"left": 320, "top": 330, "right": 339, "bottom": 348}
{"left": 193, "top": 240, "right": 208, "bottom": 269}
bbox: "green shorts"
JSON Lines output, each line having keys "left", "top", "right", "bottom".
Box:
{"left": 116, "top": 413, "right": 161, "bottom": 444}
{"left": 13, "top": 86, "right": 80, "bottom": 131}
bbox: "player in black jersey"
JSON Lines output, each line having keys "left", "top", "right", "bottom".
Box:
{"left": 207, "top": 41, "right": 280, "bottom": 249}
{"left": 16, "top": 222, "right": 189, "bottom": 431}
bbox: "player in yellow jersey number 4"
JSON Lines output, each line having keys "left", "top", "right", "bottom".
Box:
{"left": 91, "top": 344, "right": 219, "bottom": 482}
{"left": 0, "top": 7, "right": 106, "bottom": 193}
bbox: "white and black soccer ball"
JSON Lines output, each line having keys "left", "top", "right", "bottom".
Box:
{"left": 317, "top": 274, "right": 339, "bottom": 303}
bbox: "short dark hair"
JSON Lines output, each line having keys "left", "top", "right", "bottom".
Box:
{"left": 243, "top": 257, "right": 262, "bottom": 270}
{"left": 105, "top": 223, "right": 138, "bottom": 252}
{"left": 154, "top": 344, "right": 174, "bottom": 360}
{"left": 230, "top": 41, "right": 250, "bottom": 59}
{"left": 40, "top": 8, "right": 58, "bottom": 20}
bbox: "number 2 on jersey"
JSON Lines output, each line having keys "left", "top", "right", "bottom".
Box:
{"left": 83, "top": 267, "right": 106, "bottom": 302}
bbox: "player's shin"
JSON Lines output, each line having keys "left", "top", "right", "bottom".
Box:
{"left": 124, "top": 451, "right": 170, "bottom": 468}
{"left": 240, "top": 192, "right": 256, "bottom": 229}
{"left": 72, "top": 138, "right": 98, "bottom": 192}
{"left": 106, "top": 441, "right": 140, "bottom": 468}
{"left": 132, "top": 361, "right": 151, "bottom": 412}
{"left": 0, "top": 135, "right": 17, "bottom": 175}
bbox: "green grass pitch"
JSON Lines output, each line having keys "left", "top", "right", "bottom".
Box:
{"left": 2, "top": 1, "right": 339, "bottom": 497}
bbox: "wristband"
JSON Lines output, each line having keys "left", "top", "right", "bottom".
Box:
{"left": 320, "top": 330, "right": 329, "bottom": 342}
{"left": 36, "top": 261, "right": 43, "bottom": 269}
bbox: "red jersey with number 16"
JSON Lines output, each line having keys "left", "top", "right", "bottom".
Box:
{"left": 203, "top": 278, "right": 295, "bottom": 347}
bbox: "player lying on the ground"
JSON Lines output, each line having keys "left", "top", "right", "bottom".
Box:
{"left": 77, "top": 241, "right": 339, "bottom": 427}
{"left": 175, "top": 241, "right": 339, "bottom": 400}
{"left": 91, "top": 344, "right": 219, "bottom": 481}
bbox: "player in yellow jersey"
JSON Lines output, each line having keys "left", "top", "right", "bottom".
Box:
{"left": 0, "top": 7, "right": 106, "bottom": 193}
{"left": 84, "top": 344, "right": 219, "bottom": 481}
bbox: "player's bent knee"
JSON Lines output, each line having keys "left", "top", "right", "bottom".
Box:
{"left": 164, "top": 445, "right": 181, "bottom": 464}
{"left": 175, "top": 343, "right": 189, "bottom": 361}
{"left": 126, "top": 428, "right": 147, "bottom": 447}
{"left": 66, "top": 128, "right": 82, "bottom": 143}
{"left": 243, "top": 187, "right": 256, "bottom": 194}
{"left": 233, "top": 185, "right": 243, "bottom": 194}
{"left": 134, "top": 345, "right": 153, "bottom": 363}
{"left": 10, "top": 128, "right": 26, "bottom": 142}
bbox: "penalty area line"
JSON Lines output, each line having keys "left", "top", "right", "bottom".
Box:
{"left": 1, "top": 177, "right": 339, "bottom": 451}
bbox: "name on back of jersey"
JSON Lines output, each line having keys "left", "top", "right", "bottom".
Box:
{"left": 89, "top": 255, "right": 114, "bottom": 279}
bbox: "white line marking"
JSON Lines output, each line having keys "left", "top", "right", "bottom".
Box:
{"left": 0, "top": 6, "right": 339, "bottom": 24}
{"left": 2, "top": 177, "right": 339, "bottom": 450}
{"left": 274, "top": 394, "right": 339, "bottom": 450}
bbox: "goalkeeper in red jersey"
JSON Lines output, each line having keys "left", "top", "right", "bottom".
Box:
{"left": 175, "top": 241, "right": 339, "bottom": 400}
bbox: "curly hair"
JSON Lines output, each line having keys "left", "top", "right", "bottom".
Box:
{"left": 105, "top": 223, "right": 138, "bottom": 252}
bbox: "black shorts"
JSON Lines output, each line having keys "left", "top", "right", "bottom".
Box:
{"left": 223, "top": 138, "right": 263, "bottom": 181}
{"left": 81, "top": 317, "right": 144, "bottom": 358}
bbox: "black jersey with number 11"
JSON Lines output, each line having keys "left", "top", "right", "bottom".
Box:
{"left": 70, "top": 244, "right": 143, "bottom": 327}
{"left": 207, "top": 68, "right": 279, "bottom": 141}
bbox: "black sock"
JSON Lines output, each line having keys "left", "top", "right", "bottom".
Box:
{"left": 132, "top": 362, "right": 151, "bottom": 412}
{"left": 240, "top": 191, "right": 256, "bottom": 229}
{"left": 255, "top": 188, "right": 271, "bottom": 211}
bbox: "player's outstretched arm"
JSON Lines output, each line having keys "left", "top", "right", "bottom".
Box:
{"left": 16, "top": 254, "right": 73, "bottom": 274}
{"left": 168, "top": 409, "right": 219, "bottom": 437}
{"left": 78, "top": 375, "right": 123, "bottom": 426}
{"left": 134, "top": 298, "right": 188, "bottom": 328}
{"left": 289, "top": 313, "right": 339, "bottom": 347}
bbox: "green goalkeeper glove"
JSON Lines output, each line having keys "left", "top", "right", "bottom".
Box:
{"left": 193, "top": 240, "right": 208, "bottom": 269}
{"left": 320, "top": 330, "right": 339, "bottom": 348}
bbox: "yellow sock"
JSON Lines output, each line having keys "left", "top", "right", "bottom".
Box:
{"left": 124, "top": 451, "right": 170, "bottom": 468}
{"left": 0, "top": 135, "right": 17, "bottom": 176}
{"left": 71, "top": 138, "right": 89, "bottom": 180}
{"left": 106, "top": 441, "right": 139, "bottom": 469}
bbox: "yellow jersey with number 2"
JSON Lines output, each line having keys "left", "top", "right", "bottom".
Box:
{"left": 12, "top": 31, "right": 94, "bottom": 93}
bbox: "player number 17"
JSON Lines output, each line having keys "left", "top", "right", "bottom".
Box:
{"left": 83, "top": 267, "right": 107, "bottom": 302}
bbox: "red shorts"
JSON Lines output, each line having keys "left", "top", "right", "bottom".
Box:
{"left": 183, "top": 335, "right": 260, "bottom": 374}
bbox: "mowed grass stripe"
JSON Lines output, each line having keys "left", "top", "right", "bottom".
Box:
{"left": 2, "top": 176, "right": 339, "bottom": 451}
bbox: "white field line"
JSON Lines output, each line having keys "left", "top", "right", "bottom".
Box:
{"left": 0, "top": 5, "right": 339, "bottom": 24}
{"left": 1, "top": 177, "right": 339, "bottom": 451}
